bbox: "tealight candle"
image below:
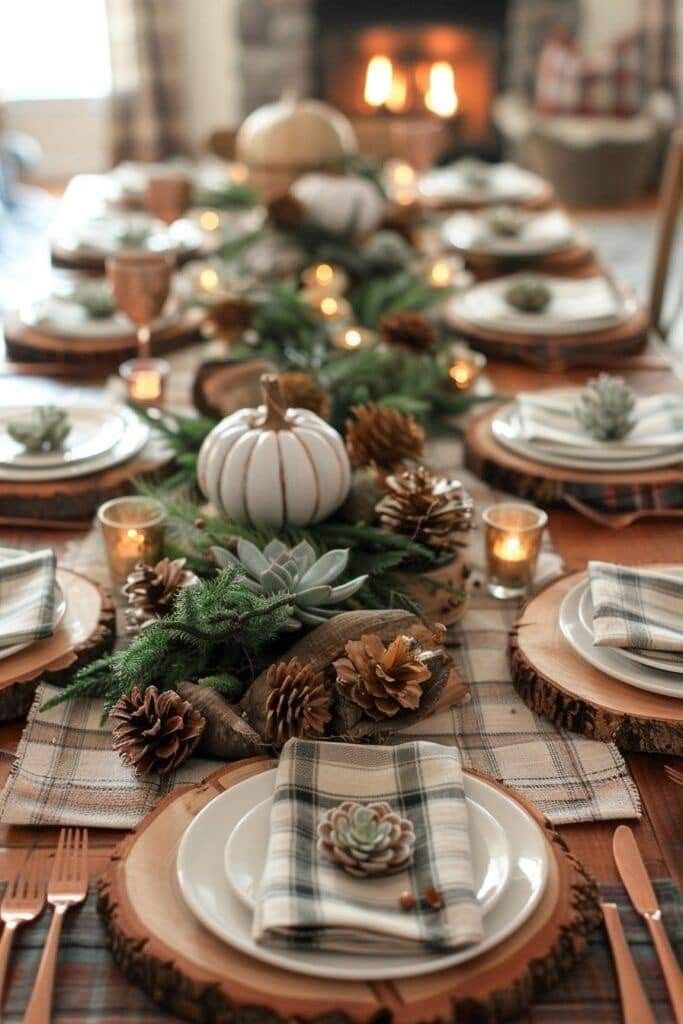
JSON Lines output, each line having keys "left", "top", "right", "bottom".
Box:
{"left": 300, "top": 288, "right": 352, "bottom": 322}
{"left": 119, "top": 357, "right": 170, "bottom": 407}
{"left": 426, "top": 255, "right": 465, "bottom": 288}
{"left": 193, "top": 264, "right": 223, "bottom": 297}
{"left": 301, "top": 262, "right": 349, "bottom": 294}
{"left": 385, "top": 159, "right": 417, "bottom": 205}
{"left": 448, "top": 343, "right": 487, "bottom": 391}
{"left": 483, "top": 503, "right": 547, "bottom": 599}
{"left": 198, "top": 209, "right": 222, "bottom": 233}
{"left": 332, "top": 325, "right": 376, "bottom": 351}
{"left": 98, "top": 496, "right": 165, "bottom": 585}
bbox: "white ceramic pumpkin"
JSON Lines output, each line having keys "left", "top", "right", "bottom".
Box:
{"left": 291, "top": 173, "right": 387, "bottom": 236}
{"left": 197, "top": 375, "right": 351, "bottom": 528}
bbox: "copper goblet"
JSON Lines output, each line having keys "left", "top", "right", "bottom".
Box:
{"left": 107, "top": 251, "right": 173, "bottom": 359}
{"left": 144, "top": 174, "right": 192, "bottom": 225}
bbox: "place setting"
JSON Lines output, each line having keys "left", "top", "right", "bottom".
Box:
{"left": 417, "top": 158, "right": 554, "bottom": 210}
{"left": 50, "top": 210, "right": 205, "bottom": 272}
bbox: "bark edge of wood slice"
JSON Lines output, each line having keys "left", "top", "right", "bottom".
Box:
{"left": 511, "top": 569, "right": 683, "bottom": 755}
{"left": 98, "top": 757, "right": 602, "bottom": 1024}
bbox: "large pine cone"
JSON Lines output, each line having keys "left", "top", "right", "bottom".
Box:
{"left": 379, "top": 311, "right": 437, "bottom": 352}
{"left": 110, "top": 685, "right": 206, "bottom": 777}
{"left": 345, "top": 404, "right": 425, "bottom": 472}
{"left": 122, "top": 557, "right": 197, "bottom": 620}
{"left": 267, "top": 192, "right": 306, "bottom": 230}
{"left": 334, "top": 633, "right": 431, "bottom": 720}
{"left": 318, "top": 800, "right": 415, "bottom": 877}
{"left": 265, "top": 658, "right": 332, "bottom": 746}
{"left": 277, "top": 372, "right": 332, "bottom": 421}
{"left": 376, "top": 466, "right": 474, "bottom": 553}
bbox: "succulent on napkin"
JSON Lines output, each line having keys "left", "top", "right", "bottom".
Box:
{"left": 8, "top": 405, "right": 71, "bottom": 453}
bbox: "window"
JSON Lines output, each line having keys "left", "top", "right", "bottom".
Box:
{"left": 0, "top": 0, "right": 111, "bottom": 101}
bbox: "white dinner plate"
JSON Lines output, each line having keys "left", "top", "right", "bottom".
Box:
{"left": 491, "top": 403, "right": 683, "bottom": 473}
{"left": 0, "top": 581, "right": 67, "bottom": 662}
{"left": 418, "top": 162, "right": 548, "bottom": 206}
{"left": 577, "top": 571, "right": 683, "bottom": 677}
{"left": 0, "top": 406, "right": 149, "bottom": 482}
{"left": 0, "top": 405, "right": 127, "bottom": 468}
{"left": 176, "top": 767, "right": 548, "bottom": 981}
{"left": 559, "top": 577, "right": 683, "bottom": 699}
{"left": 224, "top": 793, "right": 511, "bottom": 917}
{"left": 442, "top": 209, "right": 575, "bottom": 258}
{"left": 20, "top": 295, "right": 188, "bottom": 340}
{"left": 53, "top": 213, "right": 203, "bottom": 259}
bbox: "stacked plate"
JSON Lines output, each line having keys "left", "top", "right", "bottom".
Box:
{"left": 176, "top": 766, "right": 548, "bottom": 980}
{"left": 418, "top": 161, "right": 549, "bottom": 208}
{"left": 492, "top": 387, "right": 683, "bottom": 473}
{"left": 442, "top": 208, "right": 577, "bottom": 259}
{"left": 560, "top": 567, "right": 683, "bottom": 699}
{"left": 52, "top": 212, "right": 204, "bottom": 262}
{"left": 0, "top": 404, "right": 149, "bottom": 482}
{"left": 446, "top": 274, "right": 637, "bottom": 336}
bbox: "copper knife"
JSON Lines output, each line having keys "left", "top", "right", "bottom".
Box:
{"left": 602, "top": 902, "right": 656, "bottom": 1024}
{"left": 613, "top": 825, "right": 683, "bottom": 1024}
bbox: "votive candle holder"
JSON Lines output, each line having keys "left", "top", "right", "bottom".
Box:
{"left": 483, "top": 502, "right": 547, "bottom": 599}
{"left": 98, "top": 496, "right": 165, "bottom": 585}
{"left": 119, "top": 357, "right": 170, "bottom": 407}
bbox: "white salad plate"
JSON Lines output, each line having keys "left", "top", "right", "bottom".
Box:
{"left": 0, "top": 581, "right": 67, "bottom": 662}
{"left": 491, "top": 403, "right": 683, "bottom": 473}
{"left": 577, "top": 572, "right": 683, "bottom": 678}
{"left": 176, "top": 767, "right": 548, "bottom": 981}
{"left": 442, "top": 209, "right": 575, "bottom": 258}
{"left": 54, "top": 213, "right": 203, "bottom": 258}
{"left": 224, "top": 792, "right": 511, "bottom": 917}
{"left": 559, "top": 576, "right": 683, "bottom": 699}
{"left": 418, "top": 162, "right": 548, "bottom": 206}
{"left": 0, "top": 405, "right": 127, "bottom": 468}
{"left": 0, "top": 406, "right": 149, "bottom": 482}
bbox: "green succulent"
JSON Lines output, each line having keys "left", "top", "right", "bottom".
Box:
{"left": 8, "top": 405, "right": 71, "bottom": 453}
{"left": 211, "top": 539, "right": 367, "bottom": 630}
{"left": 576, "top": 373, "right": 636, "bottom": 441}
{"left": 458, "top": 158, "right": 492, "bottom": 189}
{"left": 485, "top": 205, "right": 527, "bottom": 237}
{"left": 65, "top": 280, "right": 115, "bottom": 319}
{"left": 318, "top": 800, "right": 415, "bottom": 877}
{"left": 361, "top": 231, "right": 414, "bottom": 274}
{"left": 505, "top": 275, "right": 552, "bottom": 313}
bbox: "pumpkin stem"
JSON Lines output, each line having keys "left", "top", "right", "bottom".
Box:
{"left": 257, "top": 373, "right": 290, "bottom": 430}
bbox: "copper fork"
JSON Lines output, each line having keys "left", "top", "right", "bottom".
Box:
{"left": 24, "top": 828, "right": 88, "bottom": 1024}
{"left": 0, "top": 851, "right": 46, "bottom": 1015}
{"left": 664, "top": 765, "right": 683, "bottom": 787}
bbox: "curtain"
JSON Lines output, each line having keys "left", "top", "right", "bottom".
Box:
{"left": 106, "top": 0, "right": 187, "bottom": 163}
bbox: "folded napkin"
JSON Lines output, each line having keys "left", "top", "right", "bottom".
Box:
{"left": 253, "top": 738, "right": 484, "bottom": 955}
{"left": 588, "top": 561, "right": 683, "bottom": 663}
{"left": 0, "top": 547, "right": 56, "bottom": 649}
{"left": 463, "top": 276, "right": 623, "bottom": 330}
{"left": 517, "top": 391, "right": 683, "bottom": 458}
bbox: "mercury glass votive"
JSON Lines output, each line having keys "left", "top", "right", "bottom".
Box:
{"left": 301, "top": 262, "right": 349, "bottom": 294}
{"left": 119, "top": 357, "right": 170, "bottom": 407}
{"left": 448, "top": 343, "right": 487, "bottom": 391}
{"left": 483, "top": 503, "right": 547, "bottom": 599}
{"left": 98, "top": 497, "right": 165, "bottom": 585}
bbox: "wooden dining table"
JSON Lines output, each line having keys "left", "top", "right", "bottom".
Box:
{"left": 0, "top": 309, "right": 681, "bottom": 1018}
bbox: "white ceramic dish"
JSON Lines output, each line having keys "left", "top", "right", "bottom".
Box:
{"left": 20, "top": 295, "right": 188, "bottom": 340}
{"left": 559, "top": 577, "right": 683, "bottom": 699}
{"left": 0, "top": 405, "right": 127, "bottom": 468}
{"left": 176, "top": 767, "right": 548, "bottom": 981}
{"left": 224, "top": 793, "right": 511, "bottom": 917}
{"left": 418, "top": 162, "right": 547, "bottom": 206}
{"left": 0, "top": 581, "right": 67, "bottom": 662}
{"left": 491, "top": 403, "right": 683, "bottom": 473}
{"left": 442, "top": 209, "right": 575, "bottom": 258}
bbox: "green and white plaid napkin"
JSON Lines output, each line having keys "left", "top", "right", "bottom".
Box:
{"left": 0, "top": 547, "right": 56, "bottom": 649}
{"left": 588, "top": 561, "right": 683, "bottom": 665}
{"left": 253, "top": 739, "right": 484, "bottom": 955}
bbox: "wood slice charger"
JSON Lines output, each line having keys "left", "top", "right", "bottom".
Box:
{"left": 0, "top": 568, "right": 114, "bottom": 721}
{"left": 463, "top": 237, "right": 595, "bottom": 282}
{"left": 98, "top": 758, "right": 601, "bottom": 1024}
{"left": 511, "top": 570, "right": 683, "bottom": 756}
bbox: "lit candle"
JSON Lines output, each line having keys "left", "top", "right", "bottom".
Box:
{"left": 198, "top": 209, "right": 222, "bottom": 232}
{"left": 426, "top": 255, "right": 464, "bottom": 288}
{"left": 98, "top": 496, "right": 165, "bottom": 585}
{"left": 448, "top": 344, "right": 487, "bottom": 391}
{"left": 300, "top": 288, "right": 352, "bottom": 322}
{"left": 119, "top": 357, "right": 170, "bottom": 407}
{"left": 301, "top": 263, "right": 349, "bottom": 295}
{"left": 194, "top": 265, "right": 222, "bottom": 295}
{"left": 483, "top": 503, "right": 547, "bottom": 599}
{"left": 332, "top": 325, "right": 376, "bottom": 351}
{"left": 385, "top": 159, "right": 417, "bottom": 205}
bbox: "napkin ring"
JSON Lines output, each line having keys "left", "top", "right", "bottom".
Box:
{"left": 317, "top": 800, "right": 415, "bottom": 878}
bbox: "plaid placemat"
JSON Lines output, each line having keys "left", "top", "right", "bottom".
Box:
{"left": 0, "top": 880, "right": 679, "bottom": 1023}
{"left": 254, "top": 739, "right": 483, "bottom": 954}
{"left": 589, "top": 561, "right": 683, "bottom": 664}
{"left": 0, "top": 546, "right": 56, "bottom": 648}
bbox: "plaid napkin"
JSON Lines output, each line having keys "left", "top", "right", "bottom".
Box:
{"left": 588, "top": 561, "right": 683, "bottom": 664}
{"left": 0, "top": 547, "right": 56, "bottom": 649}
{"left": 517, "top": 391, "right": 683, "bottom": 459}
{"left": 253, "top": 739, "right": 484, "bottom": 955}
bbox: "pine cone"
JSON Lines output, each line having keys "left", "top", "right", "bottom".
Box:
{"left": 318, "top": 800, "right": 415, "bottom": 877}
{"left": 265, "top": 658, "right": 332, "bottom": 746}
{"left": 208, "top": 297, "right": 255, "bottom": 335}
{"left": 334, "top": 633, "right": 432, "bottom": 720}
{"left": 122, "top": 557, "right": 197, "bottom": 622}
{"left": 345, "top": 404, "right": 425, "bottom": 472}
{"left": 267, "top": 192, "right": 306, "bottom": 230}
{"left": 379, "top": 312, "right": 437, "bottom": 352}
{"left": 110, "top": 685, "right": 205, "bottom": 776}
{"left": 376, "top": 466, "right": 474, "bottom": 553}
{"left": 277, "top": 372, "right": 332, "bottom": 420}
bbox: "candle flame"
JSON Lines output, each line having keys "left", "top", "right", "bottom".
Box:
{"left": 320, "top": 296, "right": 339, "bottom": 316}
{"left": 199, "top": 268, "right": 220, "bottom": 292}
{"left": 424, "top": 61, "right": 458, "bottom": 118}
{"left": 199, "top": 210, "right": 221, "bottom": 231}
{"left": 315, "top": 263, "right": 334, "bottom": 286}
{"left": 364, "top": 55, "right": 393, "bottom": 108}
{"left": 429, "top": 259, "right": 453, "bottom": 287}
{"left": 344, "top": 328, "right": 363, "bottom": 349}
{"left": 494, "top": 534, "right": 526, "bottom": 561}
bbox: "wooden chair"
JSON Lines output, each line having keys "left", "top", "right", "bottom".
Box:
{"left": 649, "top": 126, "right": 683, "bottom": 339}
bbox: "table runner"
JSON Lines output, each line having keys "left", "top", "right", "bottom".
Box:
{"left": 0, "top": 880, "right": 679, "bottom": 1023}
{"left": 0, "top": 457, "right": 639, "bottom": 829}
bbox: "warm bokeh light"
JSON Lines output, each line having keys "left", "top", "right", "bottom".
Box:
{"left": 199, "top": 268, "right": 220, "bottom": 292}
{"left": 199, "top": 210, "right": 221, "bottom": 231}
{"left": 386, "top": 68, "right": 408, "bottom": 112}
{"left": 364, "top": 55, "right": 393, "bottom": 107}
{"left": 344, "top": 328, "right": 362, "bottom": 348}
{"left": 320, "top": 296, "right": 339, "bottom": 316}
{"left": 315, "top": 263, "right": 334, "bottom": 286}
{"left": 424, "top": 61, "right": 458, "bottom": 117}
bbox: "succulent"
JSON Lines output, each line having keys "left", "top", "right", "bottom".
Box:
{"left": 211, "top": 539, "right": 367, "bottom": 630}
{"left": 64, "top": 280, "right": 115, "bottom": 318}
{"left": 485, "top": 205, "right": 528, "bottom": 237}
{"left": 318, "top": 800, "right": 416, "bottom": 877}
{"left": 8, "top": 405, "right": 71, "bottom": 453}
{"left": 504, "top": 275, "right": 552, "bottom": 313}
{"left": 458, "top": 158, "right": 491, "bottom": 189}
{"left": 361, "top": 230, "right": 413, "bottom": 273}
{"left": 576, "top": 374, "right": 636, "bottom": 441}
